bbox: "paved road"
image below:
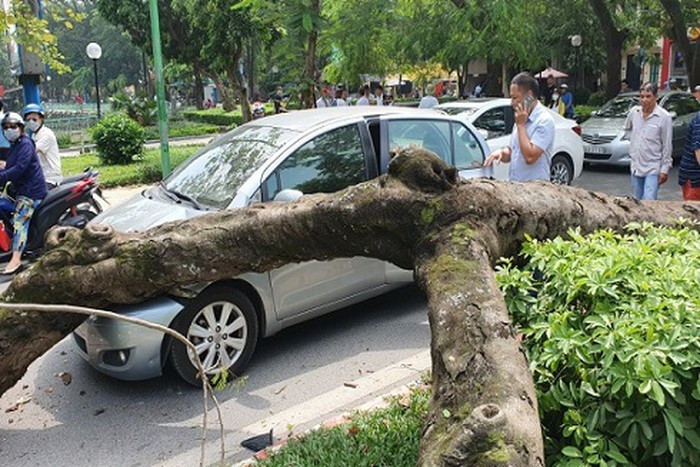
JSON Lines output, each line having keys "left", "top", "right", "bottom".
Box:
{"left": 0, "top": 286, "right": 430, "bottom": 466}
{"left": 573, "top": 162, "right": 683, "bottom": 202}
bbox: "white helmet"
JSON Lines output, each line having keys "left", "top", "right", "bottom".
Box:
{"left": 2, "top": 112, "right": 25, "bottom": 128}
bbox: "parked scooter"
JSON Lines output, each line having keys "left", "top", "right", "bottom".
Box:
{"left": 0, "top": 169, "right": 103, "bottom": 263}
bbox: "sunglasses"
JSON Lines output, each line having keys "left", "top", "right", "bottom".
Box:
{"left": 2, "top": 124, "right": 18, "bottom": 130}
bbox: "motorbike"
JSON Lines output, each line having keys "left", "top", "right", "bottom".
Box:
{"left": 0, "top": 168, "right": 105, "bottom": 263}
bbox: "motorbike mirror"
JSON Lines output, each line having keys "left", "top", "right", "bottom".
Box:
{"left": 273, "top": 189, "right": 303, "bottom": 203}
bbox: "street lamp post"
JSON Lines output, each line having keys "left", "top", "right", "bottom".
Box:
{"left": 570, "top": 35, "right": 582, "bottom": 90}
{"left": 86, "top": 42, "right": 102, "bottom": 120}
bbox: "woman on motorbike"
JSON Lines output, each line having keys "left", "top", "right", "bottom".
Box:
{"left": 0, "top": 112, "right": 47, "bottom": 275}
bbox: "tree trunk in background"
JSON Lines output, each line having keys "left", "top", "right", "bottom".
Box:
{"left": 301, "top": 0, "right": 320, "bottom": 109}
{"left": 659, "top": 0, "right": 700, "bottom": 87}
{"left": 193, "top": 71, "right": 205, "bottom": 110}
{"left": 589, "top": 0, "right": 627, "bottom": 99}
{"left": 3, "top": 149, "right": 700, "bottom": 464}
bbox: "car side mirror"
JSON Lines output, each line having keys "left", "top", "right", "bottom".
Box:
{"left": 273, "top": 188, "right": 304, "bottom": 202}
{"left": 590, "top": 110, "right": 598, "bottom": 117}
{"left": 669, "top": 111, "right": 678, "bottom": 119}
{"left": 477, "top": 128, "right": 490, "bottom": 140}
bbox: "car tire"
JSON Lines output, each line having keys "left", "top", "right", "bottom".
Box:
{"left": 550, "top": 154, "right": 574, "bottom": 185}
{"left": 169, "top": 285, "right": 259, "bottom": 387}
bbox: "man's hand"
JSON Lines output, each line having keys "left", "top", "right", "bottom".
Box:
{"left": 658, "top": 173, "right": 668, "bottom": 185}
{"left": 514, "top": 101, "right": 529, "bottom": 126}
{"left": 484, "top": 148, "right": 509, "bottom": 167}
{"left": 0, "top": 160, "right": 6, "bottom": 170}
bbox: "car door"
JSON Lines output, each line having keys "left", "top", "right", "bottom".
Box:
{"left": 261, "top": 123, "right": 385, "bottom": 321}
{"left": 472, "top": 106, "right": 513, "bottom": 180}
{"left": 663, "top": 94, "right": 700, "bottom": 158}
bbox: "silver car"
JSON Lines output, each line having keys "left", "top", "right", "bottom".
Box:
{"left": 73, "top": 107, "right": 492, "bottom": 385}
{"left": 582, "top": 91, "right": 700, "bottom": 166}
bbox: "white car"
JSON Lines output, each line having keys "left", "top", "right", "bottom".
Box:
{"left": 436, "top": 98, "right": 584, "bottom": 185}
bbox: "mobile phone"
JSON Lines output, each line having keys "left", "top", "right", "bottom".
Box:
{"left": 522, "top": 95, "right": 535, "bottom": 112}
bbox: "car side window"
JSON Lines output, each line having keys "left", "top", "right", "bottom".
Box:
{"left": 664, "top": 95, "right": 699, "bottom": 116}
{"left": 387, "top": 119, "right": 451, "bottom": 163}
{"left": 473, "top": 107, "right": 507, "bottom": 139}
{"left": 264, "top": 124, "right": 368, "bottom": 200}
{"left": 452, "top": 122, "right": 485, "bottom": 169}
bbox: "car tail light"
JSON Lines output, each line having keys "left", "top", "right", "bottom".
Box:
{"left": 572, "top": 125, "right": 582, "bottom": 136}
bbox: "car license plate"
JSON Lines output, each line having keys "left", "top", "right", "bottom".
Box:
{"left": 584, "top": 145, "right": 605, "bottom": 154}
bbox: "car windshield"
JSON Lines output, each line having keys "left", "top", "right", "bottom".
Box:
{"left": 596, "top": 95, "right": 639, "bottom": 117}
{"left": 164, "top": 125, "right": 298, "bottom": 209}
{"left": 437, "top": 106, "right": 479, "bottom": 117}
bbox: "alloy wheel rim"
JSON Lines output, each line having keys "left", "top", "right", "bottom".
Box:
{"left": 186, "top": 301, "right": 247, "bottom": 375}
{"left": 551, "top": 163, "right": 569, "bottom": 185}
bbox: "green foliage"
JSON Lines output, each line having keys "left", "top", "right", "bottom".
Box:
{"left": 89, "top": 113, "right": 146, "bottom": 165}
{"left": 62, "top": 145, "right": 200, "bottom": 188}
{"left": 587, "top": 91, "right": 607, "bottom": 107}
{"left": 142, "top": 121, "right": 221, "bottom": 141}
{"left": 110, "top": 91, "right": 157, "bottom": 126}
{"left": 257, "top": 384, "right": 430, "bottom": 466}
{"left": 497, "top": 224, "right": 700, "bottom": 466}
{"left": 183, "top": 108, "right": 244, "bottom": 127}
{"left": 574, "top": 105, "right": 598, "bottom": 123}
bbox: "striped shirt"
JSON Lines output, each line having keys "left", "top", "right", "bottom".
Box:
{"left": 624, "top": 104, "right": 673, "bottom": 177}
{"left": 679, "top": 111, "right": 700, "bottom": 188}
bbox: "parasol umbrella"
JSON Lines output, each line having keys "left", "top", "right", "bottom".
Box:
{"left": 535, "top": 67, "right": 568, "bottom": 79}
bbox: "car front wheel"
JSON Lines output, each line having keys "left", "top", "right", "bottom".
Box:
{"left": 169, "top": 285, "right": 259, "bottom": 387}
{"left": 550, "top": 154, "right": 574, "bottom": 185}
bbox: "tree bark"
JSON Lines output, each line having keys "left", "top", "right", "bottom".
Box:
{"left": 589, "top": 0, "right": 627, "bottom": 99}
{"left": 2, "top": 149, "right": 699, "bottom": 464}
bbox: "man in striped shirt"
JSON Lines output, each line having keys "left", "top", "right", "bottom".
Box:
{"left": 678, "top": 111, "right": 700, "bottom": 201}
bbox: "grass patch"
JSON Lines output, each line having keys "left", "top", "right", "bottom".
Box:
{"left": 257, "top": 383, "right": 429, "bottom": 467}
{"left": 62, "top": 144, "right": 202, "bottom": 188}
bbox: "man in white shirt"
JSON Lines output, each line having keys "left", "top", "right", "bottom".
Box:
{"left": 375, "top": 85, "right": 385, "bottom": 106}
{"left": 315, "top": 87, "right": 333, "bottom": 108}
{"left": 23, "top": 103, "right": 61, "bottom": 186}
{"left": 334, "top": 88, "right": 348, "bottom": 106}
{"left": 356, "top": 85, "right": 371, "bottom": 106}
{"left": 484, "top": 72, "right": 555, "bottom": 182}
{"left": 418, "top": 84, "right": 439, "bottom": 108}
{"left": 623, "top": 82, "right": 673, "bottom": 200}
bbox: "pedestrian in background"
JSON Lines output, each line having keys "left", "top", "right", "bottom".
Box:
{"left": 315, "top": 86, "right": 333, "bottom": 108}
{"left": 418, "top": 84, "right": 439, "bottom": 108}
{"left": 374, "top": 85, "right": 385, "bottom": 106}
{"left": 558, "top": 84, "right": 575, "bottom": 119}
{"left": 693, "top": 85, "right": 700, "bottom": 102}
{"left": 620, "top": 79, "right": 631, "bottom": 94}
{"left": 24, "top": 104, "right": 61, "bottom": 187}
{"left": 624, "top": 82, "right": 673, "bottom": 200}
{"left": 484, "top": 72, "right": 555, "bottom": 182}
{"left": 356, "top": 85, "right": 371, "bottom": 106}
{"left": 542, "top": 76, "right": 556, "bottom": 107}
{"left": 678, "top": 110, "right": 700, "bottom": 201}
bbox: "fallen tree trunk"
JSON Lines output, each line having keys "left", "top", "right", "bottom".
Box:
{"left": 2, "top": 148, "right": 698, "bottom": 465}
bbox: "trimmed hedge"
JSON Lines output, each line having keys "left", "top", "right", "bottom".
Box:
{"left": 183, "top": 108, "right": 244, "bottom": 127}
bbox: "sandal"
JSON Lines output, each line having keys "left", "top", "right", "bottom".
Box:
{"left": 1, "top": 264, "right": 24, "bottom": 275}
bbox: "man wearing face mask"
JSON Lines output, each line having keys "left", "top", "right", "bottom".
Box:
{"left": 0, "top": 112, "right": 47, "bottom": 276}
{"left": 24, "top": 104, "right": 61, "bottom": 187}
{"left": 484, "top": 72, "right": 555, "bottom": 182}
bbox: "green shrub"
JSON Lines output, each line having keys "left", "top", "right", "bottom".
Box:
{"left": 588, "top": 91, "right": 607, "bottom": 107}
{"left": 574, "top": 105, "right": 598, "bottom": 123}
{"left": 110, "top": 91, "right": 157, "bottom": 126}
{"left": 183, "top": 108, "right": 243, "bottom": 127}
{"left": 497, "top": 224, "right": 700, "bottom": 466}
{"left": 89, "top": 113, "right": 146, "bottom": 165}
{"left": 142, "top": 122, "right": 221, "bottom": 140}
